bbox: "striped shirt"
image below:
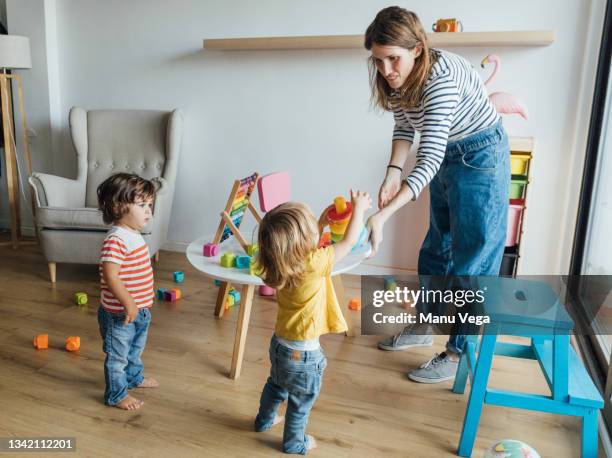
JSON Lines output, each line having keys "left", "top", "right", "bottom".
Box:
{"left": 99, "top": 226, "right": 154, "bottom": 313}
{"left": 392, "top": 49, "right": 500, "bottom": 199}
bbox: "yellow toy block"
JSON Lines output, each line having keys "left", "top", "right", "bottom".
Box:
{"left": 246, "top": 244, "right": 259, "bottom": 256}
{"left": 33, "top": 334, "right": 48, "bottom": 350}
{"left": 65, "top": 336, "right": 80, "bottom": 351}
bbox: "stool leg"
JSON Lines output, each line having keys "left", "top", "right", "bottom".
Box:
{"left": 453, "top": 337, "right": 474, "bottom": 394}
{"left": 458, "top": 333, "right": 496, "bottom": 457}
{"left": 581, "top": 408, "right": 598, "bottom": 458}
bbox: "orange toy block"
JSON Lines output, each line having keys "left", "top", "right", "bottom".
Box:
{"left": 348, "top": 298, "right": 361, "bottom": 311}
{"left": 33, "top": 334, "right": 48, "bottom": 350}
{"left": 65, "top": 336, "right": 80, "bottom": 352}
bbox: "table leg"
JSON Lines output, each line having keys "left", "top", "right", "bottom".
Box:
{"left": 215, "top": 281, "right": 232, "bottom": 318}
{"left": 457, "top": 333, "right": 497, "bottom": 457}
{"left": 229, "top": 284, "right": 255, "bottom": 380}
{"left": 332, "top": 275, "right": 355, "bottom": 337}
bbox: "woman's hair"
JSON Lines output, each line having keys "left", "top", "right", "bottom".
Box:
{"left": 256, "top": 202, "right": 320, "bottom": 290}
{"left": 364, "top": 6, "right": 438, "bottom": 110}
{"left": 97, "top": 173, "right": 157, "bottom": 224}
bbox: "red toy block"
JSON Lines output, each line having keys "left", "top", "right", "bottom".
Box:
{"left": 348, "top": 298, "right": 361, "bottom": 311}
{"left": 33, "top": 334, "right": 48, "bottom": 350}
{"left": 65, "top": 336, "right": 80, "bottom": 351}
{"left": 203, "top": 243, "right": 220, "bottom": 257}
{"left": 164, "top": 288, "right": 182, "bottom": 301}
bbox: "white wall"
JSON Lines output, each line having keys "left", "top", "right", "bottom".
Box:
{"left": 2, "top": 0, "right": 605, "bottom": 274}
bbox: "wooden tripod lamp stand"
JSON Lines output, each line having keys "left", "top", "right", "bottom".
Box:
{"left": 0, "top": 35, "right": 35, "bottom": 249}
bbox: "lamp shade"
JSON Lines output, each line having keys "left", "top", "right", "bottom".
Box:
{"left": 0, "top": 35, "right": 31, "bottom": 69}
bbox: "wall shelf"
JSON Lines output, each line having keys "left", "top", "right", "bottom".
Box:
{"left": 202, "top": 31, "right": 555, "bottom": 51}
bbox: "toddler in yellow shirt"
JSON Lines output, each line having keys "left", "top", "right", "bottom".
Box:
{"left": 254, "top": 190, "right": 371, "bottom": 455}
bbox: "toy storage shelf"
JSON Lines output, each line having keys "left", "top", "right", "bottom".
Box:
{"left": 501, "top": 137, "right": 534, "bottom": 277}
{"left": 202, "top": 31, "right": 555, "bottom": 50}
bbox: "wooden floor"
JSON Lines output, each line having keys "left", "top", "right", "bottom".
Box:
{"left": 0, "top": 244, "right": 591, "bottom": 457}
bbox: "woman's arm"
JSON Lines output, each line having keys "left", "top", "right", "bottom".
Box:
{"left": 379, "top": 139, "right": 412, "bottom": 208}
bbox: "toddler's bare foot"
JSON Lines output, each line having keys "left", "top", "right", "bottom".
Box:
{"left": 273, "top": 414, "right": 284, "bottom": 426}
{"left": 115, "top": 395, "right": 143, "bottom": 410}
{"left": 137, "top": 377, "right": 159, "bottom": 388}
{"left": 306, "top": 435, "right": 317, "bottom": 451}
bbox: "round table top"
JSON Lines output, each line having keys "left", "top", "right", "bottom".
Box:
{"left": 186, "top": 234, "right": 371, "bottom": 286}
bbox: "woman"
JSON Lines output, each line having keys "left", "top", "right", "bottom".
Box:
{"left": 364, "top": 7, "right": 510, "bottom": 383}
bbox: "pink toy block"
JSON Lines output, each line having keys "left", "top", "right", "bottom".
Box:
{"left": 257, "top": 172, "right": 290, "bottom": 212}
{"left": 203, "top": 243, "right": 220, "bottom": 257}
{"left": 259, "top": 285, "right": 275, "bottom": 296}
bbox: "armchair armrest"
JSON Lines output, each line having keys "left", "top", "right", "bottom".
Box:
{"left": 29, "top": 173, "right": 86, "bottom": 208}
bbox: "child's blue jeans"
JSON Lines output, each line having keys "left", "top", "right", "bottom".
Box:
{"left": 98, "top": 307, "right": 151, "bottom": 405}
{"left": 417, "top": 119, "right": 510, "bottom": 354}
{"left": 255, "top": 336, "right": 327, "bottom": 455}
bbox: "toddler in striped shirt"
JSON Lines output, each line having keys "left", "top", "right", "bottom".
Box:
{"left": 97, "top": 173, "right": 159, "bottom": 410}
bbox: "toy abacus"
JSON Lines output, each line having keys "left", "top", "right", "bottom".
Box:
{"left": 212, "top": 172, "right": 262, "bottom": 252}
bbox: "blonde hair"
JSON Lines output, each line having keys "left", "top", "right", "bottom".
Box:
{"left": 364, "top": 6, "right": 438, "bottom": 110}
{"left": 257, "top": 202, "right": 320, "bottom": 290}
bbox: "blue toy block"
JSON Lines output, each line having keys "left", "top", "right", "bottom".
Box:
{"left": 228, "top": 289, "right": 241, "bottom": 304}
{"left": 235, "top": 255, "right": 251, "bottom": 269}
{"left": 156, "top": 288, "right": 167, "bottom": 300}
{"left": 173, "top": 271, "right": 185, "bottom": 283}
{"left": 214, "top": 279, "right": 222, "bottom": 287}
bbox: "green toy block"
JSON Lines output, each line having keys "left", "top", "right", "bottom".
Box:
{"left": 220, "top": 252, "right": 236, "bottom": 268}
{"left": 246, "top": 244, "right": 259, "bottom": 257}
{"left": 75, "top": 292, "right": 88, "bottom": 306}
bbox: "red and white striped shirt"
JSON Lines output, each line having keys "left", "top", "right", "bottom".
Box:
{"left": 99, "top": 226, "right": 154, "bottom": 313}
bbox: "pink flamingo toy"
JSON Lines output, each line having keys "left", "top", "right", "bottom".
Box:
{"left": 481, "top": 54, "right": 529, "bottom": 120}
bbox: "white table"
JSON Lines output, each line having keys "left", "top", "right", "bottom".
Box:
{"left": 186, "top": 234, "right": 370, "bottom": 379}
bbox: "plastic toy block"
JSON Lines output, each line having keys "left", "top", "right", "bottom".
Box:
{"left": 157, "top": 288, "right": 167, "bottom": 300}
{"left": 65, "top": 336, "right": 80, "bottom": 352}
{"left": 384, "top": 276, "right": 397, "bottom": 292}
{"left": 203, "top": 242, "right": 220, "bottom": 257}
{"left": 228, "top": 289, "right": 241, "bottom": 304}
{"left": 220, "top": 252, "right": 236, "bottom": 268}
{"left": 173, "top": 271, "right": 185, "bottom": 283}
{"left": 249, "top": 259, "right": 262, "bottom": 276}
{"left": 349, "top": 298, "right": 361, "bottom": 311}
{"left": 75, "top": 292, "right": 88, "bottom": 306}
{"left": 225, "top": 295, "right": 235, "bottom": 310}
{"left": 164, "top": 288, "right": 182, "bottom": 301}
{"left": 214, "top": 279, "right": 222, "bottom": 287}
{"left": 246, "top": 244, "right": 259, "bottom": 257}
{"left": 235, "top": 255, "right": 251, "bottom": 269}
{"left": 259, "top": 285, "right": 275, "bottom": 296}
{"left": 33, "top": 334, "right": 48, "bottom": 350}
{"left": 334, "top": 196, "right": 347, "bottom": 214}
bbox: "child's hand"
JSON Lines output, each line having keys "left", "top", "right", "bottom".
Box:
{"left": 350, "top": 190, "right": 372, "bottom": 214}
{"left": 124, "top": 303, "right": 139, "bottom": 325}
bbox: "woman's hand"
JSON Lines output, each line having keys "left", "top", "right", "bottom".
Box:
{"left": 366, "top": 211, "right": 386, "bottom": 257}
{"left": 378, "top": 169, "right": 402, "bottom": 209}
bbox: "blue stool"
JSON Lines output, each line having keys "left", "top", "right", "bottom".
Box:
{"left": 453, "top": 277, "right": 603, "bottom": 458}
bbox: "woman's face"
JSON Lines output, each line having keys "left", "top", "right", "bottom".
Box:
{"left": 370, "top": 43, "right": 422, "bottom": 89}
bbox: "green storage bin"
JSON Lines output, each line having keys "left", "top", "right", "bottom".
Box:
{"left": 509, "top": 175, "right": 528, "bottom": 199}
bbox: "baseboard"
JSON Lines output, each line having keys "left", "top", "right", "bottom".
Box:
{"left": 161, "top": 240, "right": 414, "bottom": 276}
{"left": 0, "top": 221, "right": 37, "bottom": 237}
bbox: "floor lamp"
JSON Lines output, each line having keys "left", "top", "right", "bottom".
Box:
{"left": 0, "top": 35, "right": 35, "bottom": 249}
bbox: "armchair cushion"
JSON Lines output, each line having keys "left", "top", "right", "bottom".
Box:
{"left": 36, "top": 206, "right": 153, "bottom": 234}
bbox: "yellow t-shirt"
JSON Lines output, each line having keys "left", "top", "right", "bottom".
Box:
{"left": 274, "top": 247, "right": 348, "bottom": 340}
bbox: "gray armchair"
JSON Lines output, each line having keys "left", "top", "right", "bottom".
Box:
{"left": 29, "top": 107, "right": 183, "bottom": 282}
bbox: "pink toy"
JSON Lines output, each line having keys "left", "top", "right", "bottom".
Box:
{"left": 257, "top": 172, "right": 291, "bottom": 212}
{"left": 203, "top": 243, "right": 220, "bottom": 257}
{"left": 259, "top": 285, "right": 275, "bottom": 296}
{"left": 481, "top": 55, "right": 529, "bottom": 120}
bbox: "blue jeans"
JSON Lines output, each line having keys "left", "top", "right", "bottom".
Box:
{"left": 97, "top": 307, "right": 151, "bottom": 405}
{"left": 255, "top": 336, "right": 327, "bottom": 455}
{"left": 417, "top": 120, "right": 510, "bottom": 354}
